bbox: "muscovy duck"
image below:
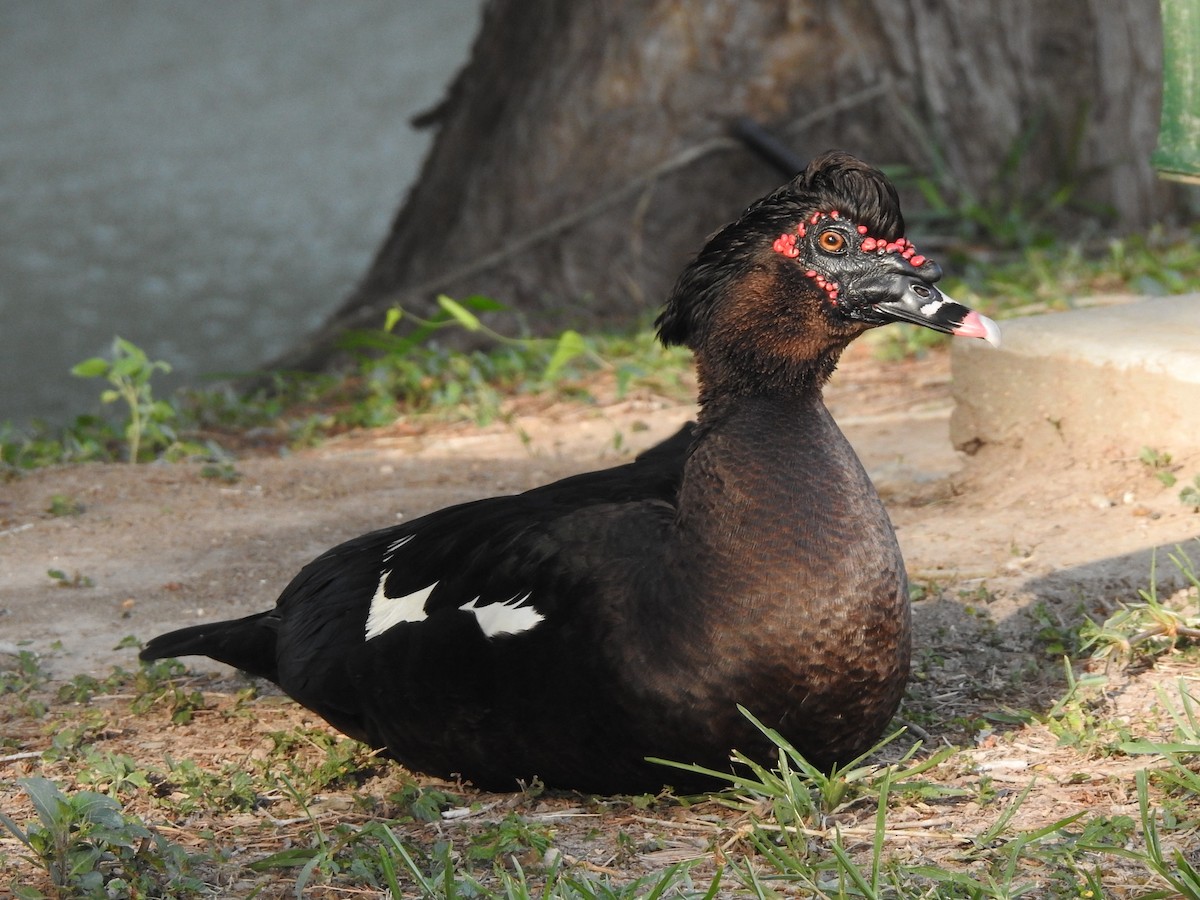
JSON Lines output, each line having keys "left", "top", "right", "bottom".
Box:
{"left": 141, "top": 151, "right": 999, "bottom": 793}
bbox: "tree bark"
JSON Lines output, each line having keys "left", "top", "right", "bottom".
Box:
{"left": 274, "top": 0, "right": 1177, "bottom": 373}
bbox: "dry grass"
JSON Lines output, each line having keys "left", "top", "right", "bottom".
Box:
{"left": 3, "top": 610, "right": 1199, "bottom": 898}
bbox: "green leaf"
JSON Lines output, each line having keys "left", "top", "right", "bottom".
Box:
{"left": 110, "top": 354, "right": 145, "bottom": 379}
{"left": 149, "top": 400, "right": 176, "bottom": 420}
{"left": 1119, "top": 740, "right": 1200, "bottom": 754}
{"left": 0, "top": 810, "right": 33, "bottom": 849}
{"left": 113, "top": 336, "right": 146, "bottom": 360}
{"left": 249, "top": 846, "right": 322, "bottom": 870}
{"left": 70, "top": 357, "right": 110, "bottom": 378}
{"left": 383, "top": 307, "right": 403, "bottom": 333}
{"left": 543, "top": 330, "right": 588, "bottom": 382}
{"left": 100, "top": 389, "right": 121, "bottom": 404}
{"left": 18, "top": 777, "right": 69, "bottom": 830}
{"left": 74, "top": 791, "right": 124, "bottom": 828}
{"left": 436, "top": 295, "right": 482, "bottom": 331}
{"left": 459, "top": 294, "right": 507, "bottom": 312}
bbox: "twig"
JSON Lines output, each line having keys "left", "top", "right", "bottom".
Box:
{"left": 893, "top": 715, "right": 933, "bottom": 742}
{"left": 630, "top": 814, "right": 722, "bottom": 833}
{"left": 0, "top": 751, "right": 43, "bottom": 763}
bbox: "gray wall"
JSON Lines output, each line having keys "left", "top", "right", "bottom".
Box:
{"left": 1, "top": 1, "right": 482, "bottom": 425}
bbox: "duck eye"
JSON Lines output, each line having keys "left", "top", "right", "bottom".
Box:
{"left": 818, "top": 230, "right": 846, "bottom": 253}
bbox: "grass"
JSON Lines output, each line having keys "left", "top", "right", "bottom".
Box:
{"left": 4, "top": 547, "right": 1200, "bottom": 897}
{"left": 942, "top": 226, "right": 1200, "bottom": 317}
{"left": 1081, "top": 543, "right": 1200, "bottom": 663}
{"left": 0, "top": 299, "right": 694, "bottom": 474}
{"left": 3, "top": 686, "right": 1197, "bottom": 898}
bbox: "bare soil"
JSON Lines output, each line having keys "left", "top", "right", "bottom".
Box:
{"left": 3, "top": 345, "right": 1199, "bottom": 896}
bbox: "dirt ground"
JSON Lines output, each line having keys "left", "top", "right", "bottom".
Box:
{"left": 3, "top": 345, "right": 1200, "bottom": 896}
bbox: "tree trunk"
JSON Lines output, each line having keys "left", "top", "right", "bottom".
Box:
{"left": 274, "top": 0, "right": 1176, "bottom": 373}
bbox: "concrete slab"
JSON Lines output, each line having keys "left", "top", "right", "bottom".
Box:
{"left": 950, "top": 294, "right": 1200, "bottom": 459}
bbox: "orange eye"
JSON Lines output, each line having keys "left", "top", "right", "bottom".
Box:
{"left": 818, "top": 230, "right": 846, "bottom": 252}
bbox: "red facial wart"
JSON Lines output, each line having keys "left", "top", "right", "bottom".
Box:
{"left": 772, "top": 210, "right": 930, "bottom": 305}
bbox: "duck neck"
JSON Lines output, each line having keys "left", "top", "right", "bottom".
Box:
{"left": 678, "top": 384, "right": 898, "bottom": 589}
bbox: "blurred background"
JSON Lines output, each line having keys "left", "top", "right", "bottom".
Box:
{"left": 2, "top": 0, "right": 1195, "bottom": 435}
{"left": 0, "top": 1, "right": 483, "bottom": 425}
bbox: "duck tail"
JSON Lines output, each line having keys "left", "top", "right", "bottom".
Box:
{"left": 139, "top": 612, "right": 280, "bottom": 683}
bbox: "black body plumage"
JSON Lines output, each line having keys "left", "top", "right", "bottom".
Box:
{"left": 141, "top": 152, "right": 999, "bottom": 793}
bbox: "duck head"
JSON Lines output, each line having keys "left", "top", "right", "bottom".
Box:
{"left": 657, "top": 150, "right": 999, "bottom": 400}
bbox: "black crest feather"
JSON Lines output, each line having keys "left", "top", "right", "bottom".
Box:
{"left": 657, "top": 151, "right": 903, "bottom": 348}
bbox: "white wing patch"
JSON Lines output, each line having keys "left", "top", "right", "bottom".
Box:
{"left": 459, "top": 592, "right": 544, "bottom": 638}
{"left": 365, "top": 573, "right": 436, "bottom": 640}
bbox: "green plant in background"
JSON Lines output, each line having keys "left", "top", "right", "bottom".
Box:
{"left": 46, "top": 567, "right": 93, "bottom": 589}
{"left": 1136, "top": 447, "right": 1200, "bottom": 510}
{"left": 70, "top": 337, "right": 177, "bottom": 463}
{"left": 1140, "top": 446, "right": 1179, "bottom": 487}
{"left": 0, "top": 415, "right": 115, "bottom": 472}
{"left": 337, "top": 294, "right": 691, "bottom": 431}
{"left": 381, "top": 294, "right": 597, "bottom": 383}
{"left": 896, "top": 106, "right": 1089, "bottom": 251}
{"left": 936, "top": 227, "right": 1200, "bottom": 332}
{"left": 0, "top": 776, "right": 201, "bottom": 899}
{"left": 45, "top": 494, "right": 85, "bottom": 516}
{"left": 340, "top": 294, "right": 598, "bottom": 428}
{"left": 0, "top": 650, "right": 50, "bottom": 720}
{"left": 1179, "top": 474, "right": 1200, "bottom": 510}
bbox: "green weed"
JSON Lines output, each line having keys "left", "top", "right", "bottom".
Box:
{"left": 0, "top": 776, "right": 202, "bottom": 899}
{"left": 71, "top": 337, "right": 179, "bottom": 463}
{"left": 266, "top": 726, "right": 380, "bottom": 794}
{"left": 380, "top": 828, "right": 718, "bottom": 900}
{"left": 389, "top": 782, "right": 461, "bottom": 823}
{"left": 1027, "top": 600, "right": 1086, "bottom": 658}
{"left": 42, "top": 708, "right": 111, "bottom": 762}
{"left": 1179, "top": 475, "right": 1200, "bottom": 510}
{"left": 900, "top": 107, "right": 1089, "bottom": 250}
{"left": 651, "top": 708, "right": 959, "bottom": 826}
{"left": 45, "top": 494, "right": 84, "bottom": 517}
{"left": 1081, "top": 543, "right": 1200, "bottom": 661}
{"left": 0, "top": 416, "right": 115, "bottom": 472}
{"left": 466, "top": 813, "right": 555, "bottom": 863}
{"left": 337, "top": 295, "right": 689, "bottom": 431}
{"left": 126, "top": 659, "right": 207, "bottom": 725}
{"left": 198, "top": 460, "right": 241, "bottom": 483}
{"left": 75, "top": 751, "right": 155, "bottom": 798}
{"left": 46, "top": 568, "right": 93, "bottom": 589}
{"left": 1093, "top": 770, "right": 1200, "bottom": 899}
{"left": 1140, "top": 446, "right": 1179, "bottom": 487}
